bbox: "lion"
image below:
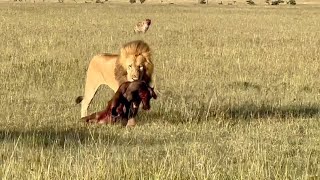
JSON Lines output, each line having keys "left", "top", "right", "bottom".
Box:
{"left": 76, "top": 40, "right": 154, "bottom": 120}
{"left": 134, "top": 19, "right": 152, "bottom": 33}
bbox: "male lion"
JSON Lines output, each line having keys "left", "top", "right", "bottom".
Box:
{"left": 76, "top": 40, "right": 154, "bottom": 121}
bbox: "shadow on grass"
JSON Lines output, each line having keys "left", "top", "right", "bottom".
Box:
{"left": 0, "top": 127, "right": 113, "bottom": 147}
{"left": 222, "top": 103, "right": 320, "bottom": 119}
{"left": 1, "top": 103, "right": 319, "bottom": 147}
{"left": 0, "top": 125, "right": 170, "bottom": 148}
{"left": 144, "top": 103, "right": 320, "bottom": 124}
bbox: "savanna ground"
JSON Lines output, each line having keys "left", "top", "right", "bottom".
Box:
{"left": 0, "top": 1, "right": 320, "bottom": 179}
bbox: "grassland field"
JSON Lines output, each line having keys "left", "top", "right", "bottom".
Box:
{"left": 0, "top": 2, "right": 320, "bottom": 179}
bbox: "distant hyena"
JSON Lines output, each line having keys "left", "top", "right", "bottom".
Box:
{"left": 134, "top": 19, "right": 151, "bottom": 33}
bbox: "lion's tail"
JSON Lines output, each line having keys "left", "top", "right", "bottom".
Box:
{"left": 75, "top": 96, "right": 84, "bottom": 104}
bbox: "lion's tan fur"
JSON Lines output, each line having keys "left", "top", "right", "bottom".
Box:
{"left": 77, "top": 40, "right": 154, "bottom": 118}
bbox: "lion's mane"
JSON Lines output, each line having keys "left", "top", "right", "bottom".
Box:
{"left": 115, "top": 40, "right": 154, "bottom": 84}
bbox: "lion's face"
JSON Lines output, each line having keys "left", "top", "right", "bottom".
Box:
{"left": 125, "top": 55, "right": 145, "bottom": 81}
{"left": 116, "top": 40, "right": 153, "bottom": 85}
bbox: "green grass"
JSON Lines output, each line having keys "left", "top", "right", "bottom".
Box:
{"left": 0, "top": 2, "right": 320, "bottom": 179}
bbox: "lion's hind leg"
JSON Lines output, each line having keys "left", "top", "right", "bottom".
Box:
{"left": 80, "top": 68, "right": 104, "bottom": 118}
{"left": 81, "top": 86, "right": 100, "bottom": 118}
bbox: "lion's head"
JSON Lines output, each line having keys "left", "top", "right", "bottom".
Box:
{"left": 115, "top": 40, "right": 153, "bottom": 84}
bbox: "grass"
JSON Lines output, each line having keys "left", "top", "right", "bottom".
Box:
{"left": 0, "top": 2, "right": 320, "bottom": 179}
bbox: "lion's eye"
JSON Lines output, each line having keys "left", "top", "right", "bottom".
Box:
{"left": 128, "top": 65, "right": 132, "bottom": 69}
